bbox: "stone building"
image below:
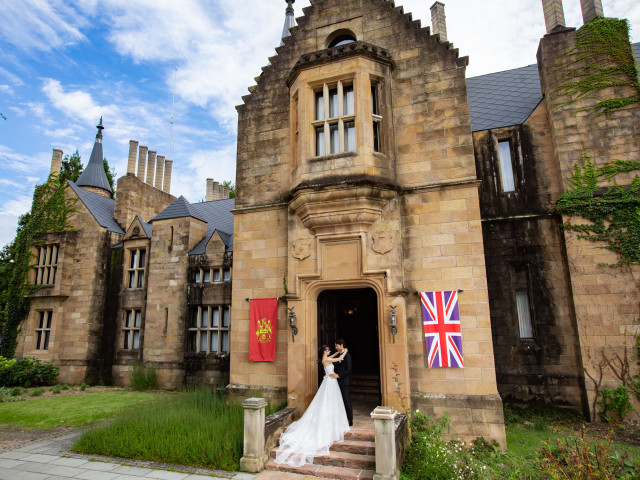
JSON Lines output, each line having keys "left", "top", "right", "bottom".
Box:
{"left": 13, "top": 0, "right": 640, "bottom": 446}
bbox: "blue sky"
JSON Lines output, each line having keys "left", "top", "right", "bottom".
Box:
{"left": 1, "top": 0, "right": 638, "bottom": 248}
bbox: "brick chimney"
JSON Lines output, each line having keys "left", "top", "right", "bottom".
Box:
{"left": 50, "top": 149, "right": 63, "bottom": 176}
{"left": 580, "top": 0, "right": 603, "bottom": 24}
{"left": 163, "top": 160, "right": 173, "bottom": 193}
{"left": 541, "top": 0, "right": 566, "bottom": 33}
{"left": 137, "top": 145, "right": 148, "bottom": 180}
{"left": 127, "top": 140, "right": 138, "bottom": 175}
{"left": 146, "top": 150, "right": 156, "bottom": 185}
{"left": 430, "top": 2, "right": 447, "bottom": 42}
{"left": 155, "top": 155, "right": 164, "bottom": 189}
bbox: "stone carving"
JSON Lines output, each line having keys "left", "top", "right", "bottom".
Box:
{"left": 292, "top": 239, "right": 312, "bottom": 260}
{"left": 372, "top": 232, "right": 393, "bottom": 255}
{"left": 132, "top": 226, "right": 140, "bottom": 236}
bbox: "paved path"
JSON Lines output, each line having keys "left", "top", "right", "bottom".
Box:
{"left": 0, "top": 430, "right": 257, "bottom": 480}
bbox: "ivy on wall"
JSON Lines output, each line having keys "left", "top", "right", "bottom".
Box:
{"left": 552, "top": 153, "right": 640, "bottom": 267}
{"left": 0, "top": 175, "right": 76, "bottom": 357}
{"left": 553, "top": 17, "right": 640, "bottom": 116}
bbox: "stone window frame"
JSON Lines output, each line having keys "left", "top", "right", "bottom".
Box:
{"left": 123, "top": 309, "right": 142, "bottom": 350}
{"left": 188, "top": 305, "right": 231, "bottom": 354}
{"left": 126, "top": 248, "right": 146, "bottom": 289}
{"left": 312, "top": 80, "right": 356, "bottom": 156}
{"left": 495, "top": 136, "right": 517, "bottom": 194}
{"left": 371, "top": 80, "right": 383, "bottom": 153}
{"left": 515, "top": 290, "right": 535, "bottom": 339}
{"left": 35, "top": 310, "right": 52, "bottom": 350}
{"left": 194, "top": 266, "right": 232, "bottom": 284}
{"left": 34, "top": 244, "right": 59, "bottom": 286}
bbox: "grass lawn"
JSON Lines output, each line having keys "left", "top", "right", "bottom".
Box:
{"left": 0, "top": 391, "right": 161, "bottom": 428}
{"left": 72, "top": 387, "right": 247, "bottom": 471}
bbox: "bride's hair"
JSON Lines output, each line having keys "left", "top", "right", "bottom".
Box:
{"left": 319, "top": 344, "right": 329, "bottom": 360}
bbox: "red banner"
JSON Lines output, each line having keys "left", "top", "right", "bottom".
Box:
{"left": 249, "top": 298, "right": 278, "bottom": 362}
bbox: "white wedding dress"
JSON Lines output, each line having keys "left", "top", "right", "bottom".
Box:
{"left": 274, "top": 363, "right": 350, "bottom": 467}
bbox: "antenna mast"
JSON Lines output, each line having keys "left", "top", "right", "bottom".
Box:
{"left": 168, "top": 67, "right": 177, "bottom": 161}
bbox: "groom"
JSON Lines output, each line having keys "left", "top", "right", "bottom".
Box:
{"left": 331, "top": 338, "right": 353, "bottom": 426}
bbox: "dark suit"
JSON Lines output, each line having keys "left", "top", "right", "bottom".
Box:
{"left": 334, "top": 351, "right": 353, "bottom": 425}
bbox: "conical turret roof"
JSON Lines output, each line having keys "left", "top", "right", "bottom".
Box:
{"left": 280, "top": 0, "right": 296, "bottom": 46}
{"left": 76, "top": 118, "right": 112, "bottom": 194}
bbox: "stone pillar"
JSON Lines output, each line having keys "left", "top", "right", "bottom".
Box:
{"left": 146, "top": 150, "right": 156, "bottom": 185}
{"left": 155, "top": 155, "right": 165, "bottom": 189}
{"left": 430, "top": 2, "right": 447, "bottom": 42}
{"left": 371, "top": 406, "right": 398, "bottom": 480}
{"left": 50, "top": 149, "right": 63, "bottom": 176}
{"left": 163, "top": 160, "right": 173, "bottom": 193}
{"left": 541, "top": 0, "right": 566, "bottom": 33}
{"left": 137, "top": 145, "right": 148, "bottom": 181}
{"left": 239, "top": 397, "right": 268, "bottom": 473}
{"left": 580, "top": 0, "right": 603, "bottom": 23}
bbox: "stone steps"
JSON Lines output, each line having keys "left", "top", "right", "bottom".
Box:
{"left": 264, "top": 416, "right": 376, "bottom": 480}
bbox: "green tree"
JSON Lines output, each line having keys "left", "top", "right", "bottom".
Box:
{"left": 222, "top": 180, "right": 235, "bottom": 199}
{"left": 59, "top": 150, "right": 83, "bottom": 183}
{"left": 103, "top": 158, "right": 116, "bottom": 197}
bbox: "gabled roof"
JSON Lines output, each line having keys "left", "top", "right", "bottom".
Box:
{"left": 150, "top": 196, "right": 208, "bottom": 223}
{"left": 467, "top": 64, "right": 542, "bottom": 132}
{"left": 76, "top": 119, "right": 112, "bottom": 193}
{"left": 124, "top": 215, "right": 152, "bottom": 239}
{"left": 467, "top": 42, "right": 640, "bottom": 132}
{"left": 68, "top": 181, "right": 124, "bottom": 234}
{"left": 188, "top": 198, "right": 235, "bottom": 255}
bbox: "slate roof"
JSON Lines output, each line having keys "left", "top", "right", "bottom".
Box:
{"left": 150, "top": 196, "right": 208, "bottom": 223}
{"left": 76, "top": 121, "right": 112, "bottom": 193}
{"left": 134, "top": 215, "right": 152, "bottom": 238}
{"left": 467, "top": 42, "right": 640, "bottom": 132}
{"left": 189, "top": 198, "right": 236, "bottom": 254}
{"left": 467, "top": 64, "right": 542, "bottom": 132}
{"left": 68, "top": 181, "right": 124, "bottom": 234}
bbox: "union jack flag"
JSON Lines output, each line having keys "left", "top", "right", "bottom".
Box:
{"left": 421, "top": 291, "right": 464, "bottom": 368}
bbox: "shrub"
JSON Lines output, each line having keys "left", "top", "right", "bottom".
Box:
{"left": 0, "top": 356, "right": 58, "bottom": 387}
{"left": 50, "top": 384, "right": 61, "bottom": 394}
{"left": 10, "top": 386, "right": 21, "bottom": 396}
{"left": 30, "top": 387, "right": 44, "bottom": 397}
{"left": 597, "top": 386, "right": 633, "bottom": 422}
{"left": 80, "top": 383, "right": 87, "bottom": 391}
{"left": 401, "top": 411, "right": 485, "bottom": 480}
{"left": 130, "top": 362, "right": 157, "bottom": 391}
{"left": 539, "top": 430, "right": 632, "bottom": 479}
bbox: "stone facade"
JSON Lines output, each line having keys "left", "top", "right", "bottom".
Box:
{"left": 14, "top": 0, "right": 640, "bottom": 450}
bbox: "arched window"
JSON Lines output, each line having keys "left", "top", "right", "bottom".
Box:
{"left": 328, "top": 34, "right": 356, "bottom": 48}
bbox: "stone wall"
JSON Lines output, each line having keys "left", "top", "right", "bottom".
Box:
{"left": 113, "top": 174, "right": 175, "bottom": 230}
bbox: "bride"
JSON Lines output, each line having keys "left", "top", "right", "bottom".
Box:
{"left": 274, "top": 345, "right": 350, "bottom": 467}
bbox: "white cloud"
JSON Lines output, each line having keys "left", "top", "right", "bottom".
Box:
{"left": 0, "top": 145, "right": 50, "bottom": 174}
{"left": 0, "top": 0, "right": 87, "bottom": 52}
{"left": 0, "top": 213, "right": 20, "bottom": 248}
{"left": 0, "top": 84, "right": 13, "bottom": 95}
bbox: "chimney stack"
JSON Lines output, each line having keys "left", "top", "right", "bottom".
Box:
{"left": 127, "top": 140, "right": 138, "bottom": 175}
{"left": 580, "top": 0, "right": 603, "bottom": 24}
{"left": 430, "top": 2, "right": 447, "bottom": 42}
{"left": 541, "top": 0, "right": 566, "bottom": 33}
{"left": 137, "top": 145, "right": 148, "bottom": 180}
{"left": 163, "top": 160, "right": 173, "bottom": 193}
{"left": 155, "top": 155, "right": 165, "bottom": 188}
{"left": 146, "top": 150, "right": 156, "bottom": 185}
{"left": 50, "top": 149, "right": 63, "bottom": 176}
{"left": 206, "top": 178, "right": 230, "bottom": 201}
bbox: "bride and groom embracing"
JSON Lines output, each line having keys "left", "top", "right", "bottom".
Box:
{"left": 274, "top": 338, "right": 353, "bottom": 467}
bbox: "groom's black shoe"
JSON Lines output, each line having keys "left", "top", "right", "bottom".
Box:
{"left": 349, "top": 421, "right": 353, "bottom": 426}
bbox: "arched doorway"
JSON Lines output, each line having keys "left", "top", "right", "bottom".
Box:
{"left": 317, "top": 288, "right": 381, "bottom": 405}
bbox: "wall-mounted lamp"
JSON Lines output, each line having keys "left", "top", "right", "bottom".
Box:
{"left": 288, "top": 307, "right": 298, "bottom": 342}
{"left": 388, "top": 305, "right": 398, "bottom": 344}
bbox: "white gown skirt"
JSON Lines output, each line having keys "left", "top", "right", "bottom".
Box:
{"left": 275, "top": 370, "right": 350, "bottom": 467}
